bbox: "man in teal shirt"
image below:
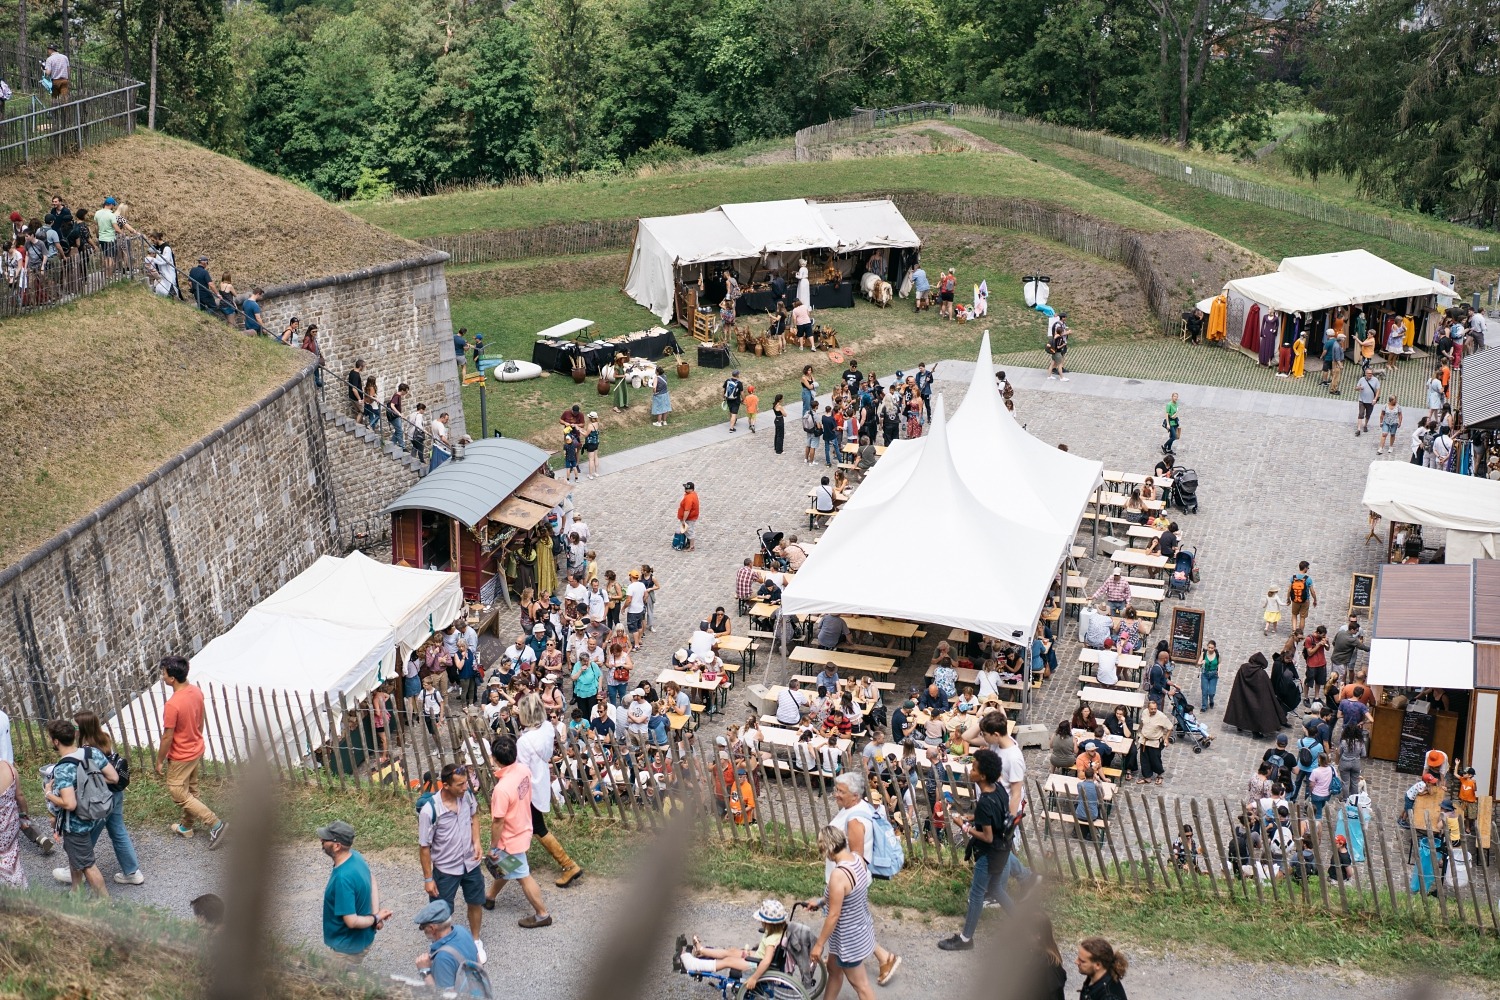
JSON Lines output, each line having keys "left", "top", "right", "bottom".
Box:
{"left": 319, "top": 821, "right": 391, "bottom": 965}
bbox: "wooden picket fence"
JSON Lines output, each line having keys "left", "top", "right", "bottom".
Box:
{"left": 8, "top": 670, "right": 1498, "bottom": 933}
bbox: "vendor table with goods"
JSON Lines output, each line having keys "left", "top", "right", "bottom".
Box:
{"left": 531, "top": 327, "right": 681, "bottom": 376}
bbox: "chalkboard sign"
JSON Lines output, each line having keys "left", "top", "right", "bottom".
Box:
{"left": 1169, "top": 607, "right": 1206, "bottom": 664}
{"left": 1349, "top": 572, "right": 1376, "bottom": 615}
{"left": 1396, "top": 711, "right": 1438, "bottom": 775}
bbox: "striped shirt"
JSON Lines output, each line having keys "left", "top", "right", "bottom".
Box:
{"left": 828, "top": 856, "right": 876, "bottom": 963}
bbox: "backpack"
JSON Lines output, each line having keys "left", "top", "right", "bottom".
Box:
{"left": 724, "top": 378, "right": 741, "bottom": 401}
{"left": 1289, "top": 575, "right": 1307, "bottom": 603}
{"left": 62, "top": 748, "right": 114, "bottom": 824}
{"left": 1297, "top": 737, "right": 1321, "bottom": 769}
{"left": 437, "top": 943, "right": 494, "bottom": 999}
{"left": 105, "top": 749, "right": 130, "bottom": 792}
{"left": 802, "top": 410, "right": 816, "bottom": 432}
{"left": 867, "top": 806, "right": 905, "bottom": 879}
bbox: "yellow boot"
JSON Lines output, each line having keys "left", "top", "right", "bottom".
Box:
{"left": 540, "top": 832, "right": 582, "bottom": 887}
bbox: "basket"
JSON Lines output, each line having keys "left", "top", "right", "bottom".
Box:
{"left": 764, "top": 339, "right": 783, "bottom": 357}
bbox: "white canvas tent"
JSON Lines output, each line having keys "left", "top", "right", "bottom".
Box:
{"left": 1362, "top": 461, "right": 1500, "bottom": 563}
{"left": 624, "top": 198, "right": 921, "bottom": 321}
{"left": 109, "top": 554, "right": 461, "bottom": 762}
{"left": 1225, "top": 249, "right": 1453, "bottom": 315}
{"left": 1368, "top": 640, "right": 1475, "bottom": 689}
{"left": 781, "top": 396, "right": 1071, "bottom": 641}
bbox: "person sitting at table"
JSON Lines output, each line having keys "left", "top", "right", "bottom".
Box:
{"left": 1140, "top": 477, "right": 1158, "bottom": 503}
{"left": 857, "top": 436, "right": 877, "bottom": 471}
{"left": 822, "top": 703, "right": 853, "bottom": 740}
{"left": 1076, "top": 726, "right": 1113, "bottom": 775}
{"left": 889, "top": 698, "right": 915, "bottom": 743}
{"left": 1094, "top": 568, "right": 1132, "bottom": 613}
{"left": 1122, "top": 489, "right": 1149, "bottom": 525}
{"left": 778, "top": 535, "right": 809, "bottom": 572}
{"left": 1105, "top": 706, "right": 1138, "bottom": 780}
{"left": 1147, "top": 521, "right": 1179, "bottom": 559}
{"left": 814, "top": 662, "right": 841, "bottom": 695}
{"left": 775, "top": 678, "right": 809, "bottom": 726}
{"left": 665, "top": 681, "right": 691, "bottom": 718}
{"left": 832, "top": 468, "right": 851, "bottom": 500}
{"left": 1049, "top": 720, "right": 1077, "bottom": 772}
{"left": 708, "top": 606, "right": 732, "bottom": 637}
{"left": 1071, "top": 705, "right": 1098, "bottom": 732}
{"left": 932, "top": 656, "right": 959, "bottom": 701}
{"left": 756, "top": 576, "right": 783, "bottom": 603}
{"left": 1080, "top": 603, "right": 1113, "bottom": 649}
{"left": 1153, "top": 454, "right": 1176, "bottom": 480}
{"left": 1074, "top": 741, "right": 1105, "bottom": 781}
{"left": 975, "top": 658, "right": 1004, "bottom": 702}
{"left": 815, "top": 613, "right": 849, "bottom": 651}
{"left": 689, "top": 620, "right": 719, "bottom": 663}
{"left": 853, "top": 676, "right": 884, "bottom": 728}
{"left": 919, "top": 682, "right": 950, "bottom": 714}
{"left": 813, "top": 476, "right": 837, "bottom": 517}
{"left": 1095, "top": 640, "right": 1120, "bottom": 687}
{"left": 955, "top": 685, "right": 979, "bottom": 714}
{"left": 1116, "top": 608, "right": 1143, "bottom": 656}
{"left": 793, "top": 728, "right": 820, "bottom": 772}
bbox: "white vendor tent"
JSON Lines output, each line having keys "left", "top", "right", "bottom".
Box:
{"left": 109, "top": 553, "right": 461, "bottom": 763}
{"left": 624, "top": 198, "right": 921, "bottom": 321}
{"left": 1225, "top": 249, "right": 1453, "bottom": 315}
{"left": 1362, "top": 461, "right": 1500, "bottom": 563}
{"left": 850, "top": 333, "right": 1102, "bottom": 534}
{"left": 781, "top": 396, "right": 1071, "bottom": 641}
{"left": 1368, "top": 639, "right": 1475, "bottom": 689}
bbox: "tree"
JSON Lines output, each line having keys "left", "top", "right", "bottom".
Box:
{"left": 518, "top": 0, "right": 610, "bottom": 173}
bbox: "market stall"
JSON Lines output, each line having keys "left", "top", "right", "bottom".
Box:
{"left": 1362, "top": 460, "right": 1500, "bottom": 564}
{"left": 1221, "top": 249, "right": 1454, "bottom": 367}
{"left": 1472, "top": 560, "right": 1500, "bottom": 795}
{"left": 386, "top": 438, "right": 562, "bottom": 608}
{"left": 530, "top": 318, "right": 681, "bottom": 376}
{"left": 624, "top": 198, "right": 922, "bottom": 325}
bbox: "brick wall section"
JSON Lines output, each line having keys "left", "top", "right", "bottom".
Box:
{"left": 0, "top": 365, "right": 339, "bottom": 713}
{"left": 258, "top": 253, "right": 469, "bottom": 437}
{"left": 320, "top": 405, "right": 423, "bottom": 542}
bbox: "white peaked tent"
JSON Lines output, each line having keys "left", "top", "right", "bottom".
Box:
{"left": 1225, "top": 249, "right": 1453, "bottom": 315}
{"left": 719, "top": 199, "right": 840, "bottom": 253}
{"left": 853, "top": 333, "right": 1102, "bottom": 533}
{"left": 816, "top": 200, "right": 922, "bottom": 252}
{"left": 109, "top": 554, "right": 461, "bottom": 762}
{"left": 1362, "top": 461, "right": 1500, "bottom": 563}
{"left": 781, "top": 396, "right": 1072, "bottom": 640}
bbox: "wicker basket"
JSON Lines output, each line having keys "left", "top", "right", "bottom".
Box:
{"left": 764, "top": 339, "right": 783, "bottom": 357}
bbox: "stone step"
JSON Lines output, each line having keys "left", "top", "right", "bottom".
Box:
{"left": 320, "top": 402, "right": 427, "bottom": 476}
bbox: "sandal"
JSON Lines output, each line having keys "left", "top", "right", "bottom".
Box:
{"left": 1136, "top": 779, "right": 1149, "bottom": 785}
{"left": 1154, "top": 778, "right": 1163, "bottom": 785}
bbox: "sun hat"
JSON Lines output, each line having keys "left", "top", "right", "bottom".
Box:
{"left": 532, "top": 624, "right": 545, "bottom": 634}
{"left": 1426, "top": 750, "right": 1446, "bottom": 769}
{"left": 755, "top": 899, "right": 789, "bottom": 924}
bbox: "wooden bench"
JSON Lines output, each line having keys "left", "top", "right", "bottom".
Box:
{"left": 790, "top": 674, "right": 896, "bottom": 692}
{"left": 1042, "top": 810, "right": 1108, "bottom": 831}
{"left": 841, "top": 642, "right": 911, "bottom": 658}
{"left": 747, "top": 629, "right": 778, "bottom": 641}
{"left": 690, "top": 703, "right": 707, "bottom": 714}
{"left": 1077, "top": 675, "right": 1142, "bottom": 691}
{"left": 805, "top": 508, "right": 838, "bottom": 529}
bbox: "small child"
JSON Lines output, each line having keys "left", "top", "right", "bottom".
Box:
{"left": 744, "top": 384, "right": 759, "bottom": 434}
{"left": 562, "top": 427, "right": 581, "bottom": 483}
{"left": 1262, "top": 587, "right": 1286, "bottom": 635}
{"left": 674, "top": 900, "right": 788, "bottom": 988}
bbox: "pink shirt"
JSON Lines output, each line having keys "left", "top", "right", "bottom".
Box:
{"left": 792, "top": 304, "right": 812, "bottom": 326}
{"left": 490, "top": 762, "right": 534, "bottom": 855}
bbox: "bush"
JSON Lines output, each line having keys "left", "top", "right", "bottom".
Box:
{"left": 625, "top": 140, "right": 695, "bottom": 172}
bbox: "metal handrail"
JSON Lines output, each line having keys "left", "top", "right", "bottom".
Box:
{"left": 0, "top": 82, "right": 143, "bottom": 171}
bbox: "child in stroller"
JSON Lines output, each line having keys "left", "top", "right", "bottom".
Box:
{"left": 1165, "top": 547, "right": 1196, "bottom": 600}
{"left": 758, "top": 529, "right": 791, "bottom": 573}
{"left": 1170, "top": 688, "right": 1212, "bottom": 752}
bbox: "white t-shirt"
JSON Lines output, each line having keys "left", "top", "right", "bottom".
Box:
{"left": 516, "top": 724, "right": 556, "bottom": 811}
{"left": 1096, "top": 650, "right": 1119, "bottom": 687}
{"left": 828, "top": 801, "right": 877, "bottom": 879}
{"left": 502, "top": 644, "right": 537, "bottom": 669}
{"left": 689, "top": 630, "right": 717, "bottom": 662}
{"left": 997, "top": 742, "right": 1027, "bottom": 809}
{"left": 626, "top": 581, "right": 647, "bottom": 613}
{"left": 572, "top": 520, "right": 590, "bottom": 543}
{"left": 976, "top": 668, "right": 1002, "bottom": 701}
{"left": 814, "top": 484, "right": 835, "bottom": 513}
{"left": 626, "top": 699, "right": 651, "bottom": 733}
{"left": 587, "top": 589, "right": 607, "bottom": 621}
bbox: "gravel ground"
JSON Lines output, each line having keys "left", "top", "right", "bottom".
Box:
{"left": 15, "top": 829, "right": 1496, "bottom": 1000}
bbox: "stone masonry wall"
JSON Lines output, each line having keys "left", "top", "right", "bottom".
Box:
{"left": 321, "top": 406, "right": 423, "bottom": 542}
{"left": 0, "top": 365, "right": 339, "bottom": 712}
{"left": 259, "top": 253, "right": 469, "bottom": 437}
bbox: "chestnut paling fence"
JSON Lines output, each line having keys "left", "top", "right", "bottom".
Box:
{"left": 6, "top": 669, "right": 1498, "bottom": 932}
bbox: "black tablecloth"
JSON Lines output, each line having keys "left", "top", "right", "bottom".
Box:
{"left": 735, "top": 283, "right": 854, "bottom": 315}
{"left": 531, "top": 330, "right": 681, "bottom": 376}
{"left": 698, "top": 344, "right": 731, "bottom": 369}
{"left": 738, "top": 289, "right": 781, "bottom": 315}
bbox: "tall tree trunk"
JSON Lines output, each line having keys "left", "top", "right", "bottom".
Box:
{"left": 1177, "top": 42, "right": 1190, "bottom": 147}
{"left": 60, "top": 0, "right": 71, "bottom": 60}
{"left": 18, "top": 0, "right": 29, "bottom": 66}
{"left": 1157, "top": 15, "right": 1170, "bottom": 140}
{"left": 148, "top": 4, "right": 161, "bottom": 129}
{"left": 118, "top": 0, "right": 132, "bottom": 79}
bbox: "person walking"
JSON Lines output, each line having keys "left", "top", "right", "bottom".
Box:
{"left": 651, "top": 367, "right": 672, "bottom": 427}
{"left": 806, "top": 826, "right": 878, "bottom": 1000}
{"left": 483, "top": 734, "right": 553, "bottom": 928}
{"left": 722, "top": 370, "right": 744, "bottom": 432}
{"left": 51, "top": 711, "right": 143, "bottom": 887}
{"left": 43, "top": 44, "right": 70, "bottom": 100}
{"left": 1377, "top": 396, "right": 1403, "bottom": 456}
{"left": 583, "top": 412, "right": 601, "bottom": 480}
{"left": 1076, "top": 938, "right": 1129, "bottom": 999}
{"left": 419, "top": 763, "right": 486, "bottom": 942}
{"left": 827, "top": 772, "right": 902, "bottom": 984}
{"left": 938, "top": 749, "right": 1013, "bottom": 950}
{"left": 772, "top": 394, "right": 786, "bottom": 454}
{"left": 514, "top": 694, "right": 583, "bottom": 887}
{"left": 1287, "top": 561, "right": 1317, "bottom": 633}
{"left": 43, "top": 719, "right": 118, "bottom": 899}
{"left": 1161, "top": 392, "right": 1180, "bottom": 455}
{"left": 0, "top": 746, "right": 25, "bottom": 890}
{"left": 154, "top": 656, "right": 227, "bottom": 849}
{"left": 319, "top": 820, "right": 392, "bottom": 967}
{"left": 677, "top": 482, "right": 700, "bottom": 551}
{"left": 744, "top": 384, "right": 759, "bottom": 434}
{"left": 1354, "top": 368, "right": 1380, "bottom": 436}
{"left": 1136, "top": 700, "right": 1171, "bottom": 785}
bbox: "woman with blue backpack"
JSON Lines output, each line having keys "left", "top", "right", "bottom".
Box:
{"left": 827, "top": 771, "right": 903, "bottom": 986}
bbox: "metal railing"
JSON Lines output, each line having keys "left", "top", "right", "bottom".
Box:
{"left": 0, "top": 82, "right": 143, "bottom": 171}
{"left": 0, "top": 233, "right": 150, "bottom": 320}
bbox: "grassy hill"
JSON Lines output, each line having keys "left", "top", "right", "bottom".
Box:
{"left": 0, "top": 288, "right": 307, "bottom": 568}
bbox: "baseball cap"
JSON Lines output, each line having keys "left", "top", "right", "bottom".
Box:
{"left": 732, "top": 369, "right": 740, "bottom": 376}
{"left": 414, "top": 899, "right": 453, "bottom": 927}
{"left": 316, "top": 820, "right": 355, "bottom": 846}
{"left": 1423, "top": 773, "right": 1440, "bottom": 785}
{"left": 683, "top": 481, "right": 695, "bottom": 490}
{"left": 103, "top": 197, "right": 117, "bottom": 206}
{"left": 629, "top": 569, "right": 641, "bottom": 579}
{"left": 631, "top": 687, "right": 645, "bottom": 698}
{"left": 1275, "top": 734, "right": 1288, "bottom": 746}
{"left": 198, "top": 255, "right": 209, "bottom": 263}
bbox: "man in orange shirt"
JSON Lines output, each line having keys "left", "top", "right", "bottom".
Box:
{"left": 677, "top": 482, "right": 700, "bottom": 551}
{"left": 154, "top": 655, "right": 227, "bottom": 849}
{"left": 484, "top": 734, "right": 551, "bottom": 927}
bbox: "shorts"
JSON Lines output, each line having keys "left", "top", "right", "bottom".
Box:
{"left": 564, "top": 455, "right": 579, "bottom": 469}
{"left": 726, "top": 400, "right": 741, "bottom": 414}
{"left": 939, "top": 291, "right": 954, "bottom": 303}
{"left": 835, "top": 953, "right": 870, "bottom": 968}
{"left": 1381, "top": 421, "right": 1400, "bottom": 435}
{"left": 101, "top": 240, "right": 118, "bottom": 259}
{"left": 1358, "top": 401, "right": 1373, "bottom": 420}
{"left": 1306, "top": 666, "right": 1327, "bottom": 688}
{"left": 627, "top": 612, "right": 644, "bottom": 632}
{"left": 683, "top": 520, "right": 697, "bottom": 540}
{"left": 807, "top": 432, "right": 819, "bottom": 448}
{"left": 52, "top": 79, "right": 70, "bottom": 100}
{"left": 490, "top": 849, "right": 531, "bottom": 880}
{"left": 1289, "top": 601, "right": 1308, "bottom": 617}
{"left": 433, "top": 864, "right": 486, "bottom": 908}
{"left": 797, "top": 323, "right": 813, "bottom": 339}
{"left": 62, "top": 827, "right": 97, "bottom": 872}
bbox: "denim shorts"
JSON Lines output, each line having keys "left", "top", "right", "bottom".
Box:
{"left": 627, "top": 612, "right": 644, "bottom": 632}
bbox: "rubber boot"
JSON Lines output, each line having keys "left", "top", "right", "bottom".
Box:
{"left": 540, "top": 832, "right": 582, "bottom": 887}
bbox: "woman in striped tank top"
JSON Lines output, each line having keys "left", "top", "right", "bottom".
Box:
{"left": 805, "top": 825, "right": 877, "bottom": 1000}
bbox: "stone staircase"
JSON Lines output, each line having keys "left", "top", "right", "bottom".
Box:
{"left": 320, "top": 404, "right": 427, "bottom": 477}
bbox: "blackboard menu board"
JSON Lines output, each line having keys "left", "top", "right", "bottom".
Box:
{"left": 1349, "top": 573, "right": 1375, "bottom": 614}
{"left": 1396, "top": 711, "right": 1437, "bottom": 775}
{"left": 1169, "top": 607, "right": 1206, "bottom": 664}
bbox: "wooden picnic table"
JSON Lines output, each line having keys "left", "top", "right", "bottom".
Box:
{"left": 842, "top": 442, "right": 887, "bottom": 457}
{"left": 1126, "top": 524, "right": 1163, "bottom": 541}
{"left": 923, "top": 663, "right": 1025, "bottom": 696}
{"left": 1046, "top": 771, "right": 1121, "bottom": 798}
{"left": 842, "top": 615, "right": 920, "bottom": 652}
{"left": 1078, "top": 649, "right": 1144, "bottom": 669}
{"left": 790, "top": 646, "right": 896, "bottom": 675}
{"left": 1077, "top": 686, "right": 1147, "bottom": 723}
{"left": 1069, "top": 731, "right": 1133, "bottom": 757}
{"left": 716, "top": 633, "right": 757, "bottom": 673}
{"left": 657, "top": 669, "right": 726, "bottom": 714}
{"left": 1110, "top": 549, "right": 1170, "bottom": 576}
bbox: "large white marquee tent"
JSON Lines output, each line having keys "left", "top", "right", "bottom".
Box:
{"left": 1362, "top": 461, "right": 1500, "bottom": 564}
{"left": 624, "top": 198, "right": 921, "bottom": 322}
{"left": 110, "top": 552, "right": 462, "bottom": 762}
{"left": 1225, "top": 249, "right": 1453, "bottom": 316}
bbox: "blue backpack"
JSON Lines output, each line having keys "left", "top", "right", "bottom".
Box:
{"left": 867, "top": 807, "right": 905, "bottom": 879}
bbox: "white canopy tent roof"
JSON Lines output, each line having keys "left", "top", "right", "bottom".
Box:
{"left": 1368, "top": 639, "right": 1475, "bottom": 690}
{"left": 109, "top": 554, "right": 461, "bottom": 762}
{"left": 1362, "top": 461, "right": 1500, "bottom": 564}
{"left": 781, "top": 396, "right": 1072, "bottom": 641}
{"left": 850, "top": 333, "right": 1102, "bottom": 534}
{"left": 624, "top": 199, "right": 922, "bottom": 321}
{"left": 1225, "top": 249, "right": 1453, "bottom": 315}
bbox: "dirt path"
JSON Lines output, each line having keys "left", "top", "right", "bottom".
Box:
{"left": 916, "top": 122, "right": 1018, "bottom": 156}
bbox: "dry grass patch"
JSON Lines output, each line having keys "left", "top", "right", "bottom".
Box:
{"left": 0, "top": 287, "right": 307, "bottom": 567}
{"left": 0, "top": 131, "right": 428, "bottom": 286}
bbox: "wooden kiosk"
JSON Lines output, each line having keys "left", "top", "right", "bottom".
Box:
{"left": 384, "top": 438, "right": 563, "bottom": 608}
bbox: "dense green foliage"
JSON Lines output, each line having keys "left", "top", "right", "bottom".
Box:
{"left": 16, "top": 0, "right": 1499, "bottom": 231}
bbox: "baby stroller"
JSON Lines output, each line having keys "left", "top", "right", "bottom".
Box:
{"left": 1171, "top": 689, "right": 1212, "bottom": 752}
{"left": 758, "top": 528, "right": 790, "bottom": 573}
{"left": 1172, "top": 469, "right": 1199, "bottom": 513}
{"left": 1166, "top": 547, "right": 1196, "bottom": 600}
